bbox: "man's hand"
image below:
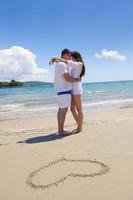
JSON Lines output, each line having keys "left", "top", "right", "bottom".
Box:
{"left": 78, "top": 78, "right": 81, "bottom": 82}
{"left": 70, "top": 77, "right": 81, "bottom": 82}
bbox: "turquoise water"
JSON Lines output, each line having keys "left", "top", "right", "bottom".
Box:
{"left": 0, "top": 80, "right": 133, "bottom": 120}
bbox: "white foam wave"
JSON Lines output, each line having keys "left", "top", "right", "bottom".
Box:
{"left": 88, "top": 90, "right": 104, "bottom": 94}
{"left": 0, "top": 103, "right": 24, "bottom": 111}
{"left": 1, "top": 98, "right": 133, "bottom": 117}
{"left": 83, "top": 98, "right": 133, "bottom": 107}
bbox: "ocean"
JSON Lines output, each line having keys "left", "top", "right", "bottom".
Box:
{"left": 0, "top": 80, "right": 133, "bottom": 120}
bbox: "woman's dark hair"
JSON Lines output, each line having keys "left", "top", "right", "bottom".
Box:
{"left": 71, "top": 51, "right": 85, "bottom": 78}
{"left": 61, "top": 48, "right": 71, "bottom": 57}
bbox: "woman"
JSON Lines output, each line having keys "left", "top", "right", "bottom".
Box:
{"left": 51, "top": 51, "right": 85, "bottom": 133}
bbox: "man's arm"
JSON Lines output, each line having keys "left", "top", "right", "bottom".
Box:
{"left": 49, "top": 57, "right": 67, "bottom": 65}
{"left": 63, "top": 73, "right": 80, "bottom": 83}
{"left": 56, "top": 62, "right": 80, "bottom": 82}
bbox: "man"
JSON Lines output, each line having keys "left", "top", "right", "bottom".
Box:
{"left": 54, "top": 49, "right": 79, "bottom": 135}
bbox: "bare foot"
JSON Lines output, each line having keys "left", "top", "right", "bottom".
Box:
{"left": 71, "top": 129, "right": 77, "bottom": 134}
{"left": 57, "top": 130, "right": 71, "bottom": 136}
{"left": 71, "top": 128, "right": 82, "bottom": 135}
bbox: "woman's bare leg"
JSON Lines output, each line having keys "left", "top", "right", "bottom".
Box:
{"left": 71, "top": 95, "right": 78, "bottom": 125}
{"left": 73, "top": 94, "right": 83, "bottom": 132}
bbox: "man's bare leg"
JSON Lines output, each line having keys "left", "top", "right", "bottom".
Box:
{"left": 57, "top": 107, "right": 69, "bottom": 135}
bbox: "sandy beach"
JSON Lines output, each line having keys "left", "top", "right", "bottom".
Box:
{"left": 0, "top": 108, "right": 133, "bottom": 200}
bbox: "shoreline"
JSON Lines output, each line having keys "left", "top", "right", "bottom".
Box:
{"left": 0, "top": 106, "right": 133, "bottom": 134}
{"left": 1, "top": 98, "right": 133, "bottom": 121}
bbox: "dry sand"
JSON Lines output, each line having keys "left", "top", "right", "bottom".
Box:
{"left": 0, "top": 108, "right": 133, "bottom": 200}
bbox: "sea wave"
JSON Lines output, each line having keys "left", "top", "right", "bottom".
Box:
{"left": 88, "top": 90, "right": 104, "bottom": 94}
{"left": 83, "top": 98, "right": 133, "bottom": 107}
{"left": 0, "top": 97, "right": 133, "bottom": 121}
{"left": 1, "top": 98, "right": 133, "bottom": 113}
{"left": 0, "top": 103, "right": 24, "bottom": 111}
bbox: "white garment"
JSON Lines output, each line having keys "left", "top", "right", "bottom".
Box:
{"left": 54, "top": 62, "right": 72, "bottom": 93}
{"left": 57, "top": 94, "right": 71, "bottom": 108}
{"left": 67, "top": 60, "right": 83, "bottom": 94}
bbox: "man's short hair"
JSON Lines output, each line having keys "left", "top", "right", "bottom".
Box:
{"left": 61, "top": 49, "right": 71, "bottom": 57}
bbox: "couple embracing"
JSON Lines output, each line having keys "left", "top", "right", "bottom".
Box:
{"left": 50, "top": 49, "right": 85, "bottom": 136}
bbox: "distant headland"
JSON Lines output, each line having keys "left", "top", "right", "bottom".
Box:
{"left": 0, "top": 80, "right": 23, "bottom": 88}
{"left": 0, "top": 80, "right": 53, "bottom": 88}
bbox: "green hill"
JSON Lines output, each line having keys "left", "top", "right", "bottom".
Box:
{"left": 0, "top": 80, "right": 23, "bottom": 88}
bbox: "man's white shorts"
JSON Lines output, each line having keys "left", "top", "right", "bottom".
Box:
{"left": 57, "top": 94, "right": 71, "bottom": 108}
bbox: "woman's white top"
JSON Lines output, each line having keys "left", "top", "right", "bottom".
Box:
{"left": 67, "top": 60, "right": 83, "bottom": 91}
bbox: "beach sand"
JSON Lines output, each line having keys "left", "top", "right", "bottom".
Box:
{"left": 0, "top": 108, "right": 133, "bottom": 200}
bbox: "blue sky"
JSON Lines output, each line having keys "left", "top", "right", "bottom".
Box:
{"left": 0, "top": 0, "right": 133, "bottom": 82}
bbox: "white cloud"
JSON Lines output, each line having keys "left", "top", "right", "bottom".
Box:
{"left": 0, "top": 46, "right": 48, "bottom": 81}
{"left": 95, "top": 49, "right": 126, "bottom": 61}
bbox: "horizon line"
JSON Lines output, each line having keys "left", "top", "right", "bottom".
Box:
{"left": 1, "top": 79, "right": 133, "bottom": 84}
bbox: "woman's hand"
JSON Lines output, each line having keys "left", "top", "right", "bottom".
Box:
{"left": 49, "top": 58, "right": 58, "bottom": 65}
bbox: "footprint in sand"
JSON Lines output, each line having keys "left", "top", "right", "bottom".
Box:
{"left": 26, "top": 157, "right": 110, "bottom": 190}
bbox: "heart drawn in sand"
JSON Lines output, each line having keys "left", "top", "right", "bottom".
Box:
{"left": 26, "top": 157, "right": 110, "bottom": 190}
